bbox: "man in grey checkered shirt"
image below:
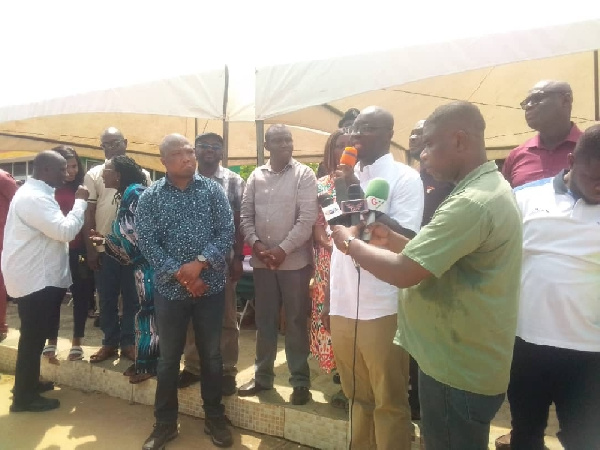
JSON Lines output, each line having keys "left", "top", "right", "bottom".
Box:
{"left": 178, "top": 132, "right": 246, "bottom": 396}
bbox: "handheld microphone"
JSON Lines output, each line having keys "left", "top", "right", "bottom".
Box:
{"left": 341, "top": 184, "right": 368, "bottom": 227}
{"left": 333, "top": 147, "right": 358, "bottom": 204}
{"left": 339, "top": 146, "right": 358, "bottom": 167}
{"left": 361, "top": 178, "right": 390, "bottom": 242}
{"left": 318, "top": 193, "right": 345, "bottom": 226}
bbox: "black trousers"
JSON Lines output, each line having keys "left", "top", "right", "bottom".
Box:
{"left": 46, "top": 249, "right": 95, "bottom": 340}
{"left": 13, "top": 286, "right": 66, "bottom": 406}
{"left": 508, "top": 337, "right": 600, "bottom": 450}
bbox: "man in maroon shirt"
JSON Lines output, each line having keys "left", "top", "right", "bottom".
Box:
{"left": 502, "top": 80, "right": 583, "bottom": 188}
{"left": 0, "top": 169, "right": 19, "bottom": 341}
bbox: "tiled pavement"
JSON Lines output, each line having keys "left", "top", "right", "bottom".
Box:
{"left": 1, "top": 301, "right": 563, "bottom": 449}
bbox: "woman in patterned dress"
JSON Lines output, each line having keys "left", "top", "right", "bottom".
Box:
{"left": 310, "top": 130, "right": 350, "bottom": 403}
{"left": 91, "top": 155, "right": 157, "bottom": 384}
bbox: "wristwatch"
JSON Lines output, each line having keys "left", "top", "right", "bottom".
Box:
{"left": 342, "top": 236, "right": 356, "bottom": 255}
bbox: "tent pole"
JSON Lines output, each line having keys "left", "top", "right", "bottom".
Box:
{"left": 222, "top": 65, "right": 230, "bottom": 167}
{"left": 256, "top": 120, "right": 265, "bottom": 166}
{"left": 594, "top": 50, "right": 599, "bottom": 121}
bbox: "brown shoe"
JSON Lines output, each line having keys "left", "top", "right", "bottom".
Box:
{"left": 120, "top": 345, "right": 136, "bottom": 361}
{"left": 89, "top": 346, "right": 118, "bottom": 363}
{"left": 130, "top": 373, "right": 153, "bottom": 384}
{"left": 495, "top": 432, "right": 511, "bottom": 449}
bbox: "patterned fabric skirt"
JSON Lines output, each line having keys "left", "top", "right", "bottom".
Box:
{"left": 310, "top": 246, "right": 336, "bottom": 373}
{"left": 134, "top": 266, "right": 159, "bottom": 375}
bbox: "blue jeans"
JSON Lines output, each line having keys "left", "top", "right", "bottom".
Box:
{"left": 419, "top": 369, "right": 505, "bottom": 450}
{"left": 95, "top": 253, "right": 137, "bottom": 348}
{"left": 153, "top": 289, "right": 225, "bottom": 423}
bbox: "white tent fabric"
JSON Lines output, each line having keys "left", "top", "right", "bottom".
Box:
{"left": 255, "top": 10, "right": 600, "bottom": 160}
{"left": 1, "top": 1, "right": 599, "bottom": 166}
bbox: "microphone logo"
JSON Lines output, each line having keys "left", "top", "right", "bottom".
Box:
{"left": 367, "top": 196, "right": 385, "bottom": 210}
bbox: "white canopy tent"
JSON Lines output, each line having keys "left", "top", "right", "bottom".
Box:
{"left": 0, "top": 1, "right": 332, "bottom": 169}
{"left": 1, "top": 1, "right": 599, "bottom": 169}
{"left": 255, "top": 6, "right": 600, "bottom": 162}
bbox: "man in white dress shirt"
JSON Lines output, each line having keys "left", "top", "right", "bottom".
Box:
{"left": 325, "top": 106, "right": 424, "bottom": 450}
{"left": 2, "top": 150, "right": 88, "bottom": 412}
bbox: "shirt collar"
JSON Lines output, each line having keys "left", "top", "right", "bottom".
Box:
{"left": 27, "top": 177, "right": 55, "bottom": 195}
{"left": 357, "top": 153, "right": 393, "bottom": 171}
{"left": 164, "top": 173, "right": 200, "bottom": 190}
{"left": 552, "top": 168, "right": 583, "bottom": 201}
{"left": 528, "top": 123, "right": 582, "bottom": 150}
{"left": 453, "top": 160, "right": 498, "bottom": 192}
{"left": 213, "top": 165, "right": 225, "bottom": 180}
{"left": 262, "top": 158, "right": 295, "bottom": 173}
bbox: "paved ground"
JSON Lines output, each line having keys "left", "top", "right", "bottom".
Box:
{"left": 2, "top": 301, "right": 564, "bottom": 449}
{"left": 0, "top": 374, "right": 309, "bottom": 450}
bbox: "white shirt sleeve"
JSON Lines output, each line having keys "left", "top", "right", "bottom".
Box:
{"left": 84, "top": 170, "right": 98, "bottom": 203}
{"left": 17, "top": 195, "right": 87, "bottom": 243}
{"left": 388, "top": 167, "right": 424, "bottom": 234}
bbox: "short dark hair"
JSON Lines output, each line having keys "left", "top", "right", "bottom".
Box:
{"left": 51, "top": 145, "right": 84, "bottom": 189}
{"left": 111, "top": 155, "right": 148, "bottom": 198}
{"left": 338, "top": 108, "right": 360, "bottom": 128}
{"left": 195, "top": 132, "right": 223, "bottom": 146}
{"left": 573, "top": 124, "right": 600, "bottom": 163}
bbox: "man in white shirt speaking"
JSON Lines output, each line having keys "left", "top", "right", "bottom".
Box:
{"left": 2, "top": 150, "right": 88, "bottom": 413}
{"left": 325, "top": 106, "right": 424, "bottom": 450}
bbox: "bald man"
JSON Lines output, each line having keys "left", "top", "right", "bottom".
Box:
{"left": 84, "top": 127, "right": 151, "bottom": 364}
{"left": 327, "top": 107, "right": 424, "bottom": 450}
{"left": 136, "top": 134, "right": 234, "bottom": 449}
{"left": 2, "top": 151, "right": 88, "bottom": 413}
{"left": 503, "top": 80, "right": 583, "bottom": 188}
{"left": 239, "top": 124, "right": 318, "bottom": 406}
{"left": 332, "top": 102, "right": 522, "bottom": 450}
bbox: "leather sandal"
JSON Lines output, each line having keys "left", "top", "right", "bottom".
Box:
{"left": 129, "top": 373, "right": 153, "bottom": 384}
{"left": 89, "top": 346, "right": 118, "bottom": 363}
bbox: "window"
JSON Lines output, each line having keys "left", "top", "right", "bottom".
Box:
{"left": 13, "top": 162, "right": 26, "bottom": 177}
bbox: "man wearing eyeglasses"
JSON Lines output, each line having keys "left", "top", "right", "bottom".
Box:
{"left": 178, "top": 133, "right": 245, "bottom": 396}
{"left": 327, "top": 107, "right": 424, "bottom": 449}
{"left": 83, "top": 127, "right": 152, "bottom": 364}
{"left": 502, "top": 80, "right": 583, "bottom": 188}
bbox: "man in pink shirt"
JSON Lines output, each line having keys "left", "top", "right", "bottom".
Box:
{"left": 502, "top": 80, "right": 583, "bottom": 188}
{"left": 0, "top": 169, "right": 19, "bottom": 342}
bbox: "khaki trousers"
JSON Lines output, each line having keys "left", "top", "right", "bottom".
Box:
{"left": 331, "top": 314, "right": 411, "bottom": 450}
{"left": 183, "top": 278, "right": 239, "bottom": 376}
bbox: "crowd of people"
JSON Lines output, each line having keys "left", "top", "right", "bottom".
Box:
{"left": 0, "top": 78, "right": 598, "bottom": 450}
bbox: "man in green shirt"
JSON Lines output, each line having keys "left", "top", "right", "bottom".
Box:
{"left": 332, "top": 101, "right": 522, "bottom": 450}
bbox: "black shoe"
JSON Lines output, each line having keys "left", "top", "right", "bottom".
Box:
{"left": 204, "top": 416, "right": 233, "bottom": 448}
{"left": 177, "top": 370, "right": 201, "bottom": 389}
{"left": 11, "top": 380, "right": 55, "bottom": 394}
{"left": 10, "top": 395, "right": 60, "bottom": 413}
{"left": 142, "top": 422, "right": 178, "bottom": 450}
{"left": 222, "top": 375, "right": 237, "bottom": 396}
{"left": 290, "top": 386, "right": 311, "bottom": 405}
{"left": 332, "top": 372, "right": 341, "bottom": 384}
{"left": 237, "top": 378, "right": 272, "bottom": 397}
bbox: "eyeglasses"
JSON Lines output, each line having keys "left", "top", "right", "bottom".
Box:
{"left": 195, "top": 143, "right": 223, "bottom": 151}
{"left": 343, "top": 125, "right": 392, "bottom": 135}
{"left": 519, "top": 91, "right": 567, "bottom": 110}
{"left": 100, "top": 139, "right": 125, "bottom": 150}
